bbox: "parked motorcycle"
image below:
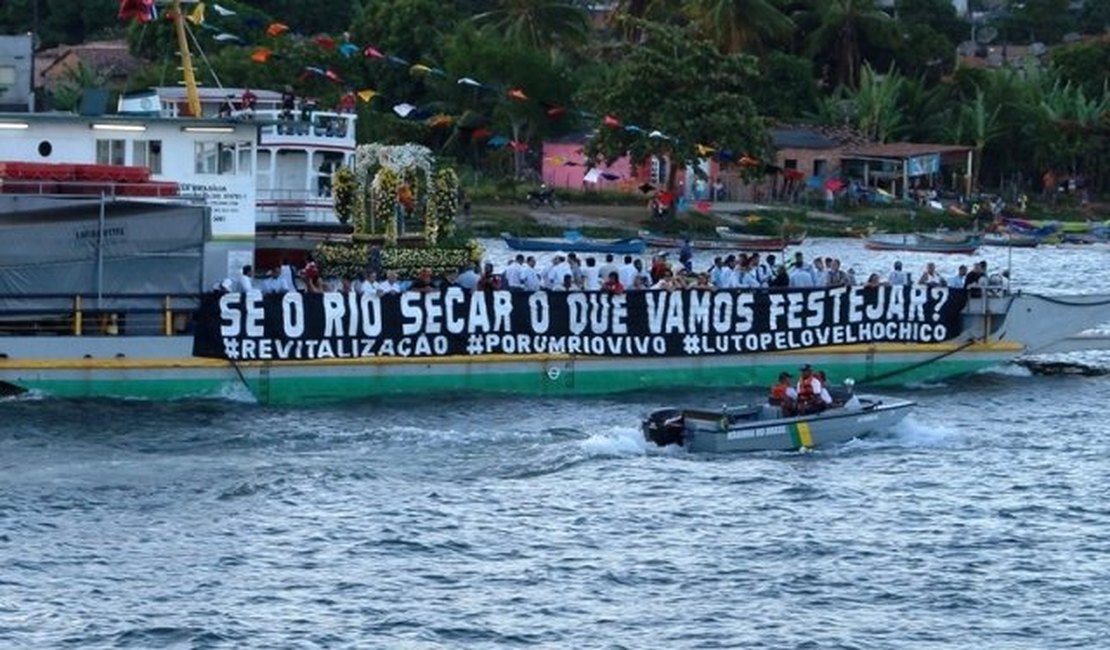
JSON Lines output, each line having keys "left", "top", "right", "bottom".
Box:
{"left": 526, "top": 186, "right": 560, "bottom": 209}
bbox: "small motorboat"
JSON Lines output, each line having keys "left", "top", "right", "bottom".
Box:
{"left": 642, "top": 388, "right": 914, "bottom": 453}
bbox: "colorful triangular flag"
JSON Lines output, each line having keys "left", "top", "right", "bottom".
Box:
{"left": 186, "top": 2, "right": 205, "bottom": 25}
{"left": 392, "top": 103, "right": 417, "bottom": 118}
{"left": 363, "top": 45, "right": 384, "bottom": 59}
{"left": 507, "top": 88, "right": 528, "bottom": 101}
{"left": 212, "top": 3, "right": 235, "bottom": 17}
{"left": 357, "top": 89, "right": 377, "bottom": 103}
{"left": 250, "top": 47, "right": 272, "bottom": 63}
{"left": 312, "top": 34, "right": 336, "bottom": 50}
{"left": 410, "top": 64, "right": 432, "bottom": 76}
{"left": 266, "top": 22, "right": 289, "bottom": 37}
{"left": 338, "top": 43, "right": 359, "bottom": 58}
{"left": 602, "top": 115, "right": 621, "bottom": 129}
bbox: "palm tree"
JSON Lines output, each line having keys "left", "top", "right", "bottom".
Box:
{"left": 945, "top": 87, "right": 1002, "bottom": 191}
{"left": 687, "top": 0, "right": 795, "bottom": 53}
{"left": 472, "top": 0, "right": 591, "bottom": 55}
{"left": 802, "top": 0, "right": 895, "bottom": 88}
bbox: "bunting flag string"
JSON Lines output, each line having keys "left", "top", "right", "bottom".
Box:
{"left": 185, "top": 6, "right": 754, "bottom": 165}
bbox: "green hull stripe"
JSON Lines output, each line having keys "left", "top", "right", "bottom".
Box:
{"left": 9, "top": 358, "right": 997, "bottom": 405}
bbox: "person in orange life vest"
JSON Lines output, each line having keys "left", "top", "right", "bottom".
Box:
{"left": 769, "top": 372, "right": 798, "bottom": 416}
{"left": 796, "top": 364, "right": 833, "bottom": 414}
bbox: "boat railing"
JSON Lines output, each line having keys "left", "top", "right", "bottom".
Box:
{"left": 0, "top": 179, "right": 187, "bottom": 200}
{"left": 256, "top": 189, "right": 338, "bottom": 223}
{"left": 254, "top": 109, "right": 356, "bottom": 146}
{"left": 0, "top": 294, "right": 200, "bottom": 337}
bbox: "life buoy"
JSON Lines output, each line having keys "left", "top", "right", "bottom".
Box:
{"left": 546, "top": 367, "right": 561, "bottom": 381}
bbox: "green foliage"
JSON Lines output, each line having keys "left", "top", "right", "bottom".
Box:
{"left": 472, "top": 0, "right": 591, "bottom": 56}
{"left": 1051, "top": 40, "right": 1110, "bottom": 101}
{"left": 894, "top": 0, "right": 968, "bottom": 43}
{"left": 50, "top": 61, "right": 109, "bottom": 112}
{"left": 999, "top": 0, "right": 1077, "bottom": 44}
{"left": 751, "top": 52, "right": 820, "bottom": 119}
{"left": 685, "top": 0, "right": 795, "bottom": 53}
{"left": 802, "top": 0, "right": 899, "bottom": 88}
{"left": 579, "top": 19, "right": 768, "bottom": 193}
{"left": 333, "top": 167, "right": 356, "bottom": 225}
{"left": 381, "top": 246, "right": 479, "bottom": 278}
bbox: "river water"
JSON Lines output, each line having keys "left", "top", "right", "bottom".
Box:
{"left": 2, "top": 238, "right": 1109, "bottom": 648}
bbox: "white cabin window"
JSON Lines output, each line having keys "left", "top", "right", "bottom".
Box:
{"left": 194, "top": 141, "right": 235, "bottom": 175}
{"left": 132, "top": 140, "right": 162, "bottom": 174}
{"left": 0, "top": 66, "right": 15, "bottom": 86}
{"left": 96, "top": 139, "right": 125, "bottom": 165}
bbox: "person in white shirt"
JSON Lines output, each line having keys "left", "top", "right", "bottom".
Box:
{"left": 918, "top": 262, "right": 946, "bottom": 286}
{"left": 888, "top": 261, "right": 911, "bottom": 286}
{"left": 948, "top": 264, "right": 967, "bottom": 289}
{"left": 812, "top": 257, "right": 829, "bottom": 287}
{"left": 598, "top": 254, "right": 618, "bottom": 285}
{"left": 544, "top": 254, "right": 571, "bottom": 289}
{"left": 236, "top": 265, "right": 254, "bottom": 293}
{"left": 788, "top": 261, "right": 815, "bottom": 288}
{"left": 505, "top": 254, "right": 525, "bottom": 290}
{"left": 377, "top": 270, "right": 402, "bottom": 294}
{"left": 260, "top": 268, "right": 283, "bottom": 294}
{"left": 456, "top": 264, "right": 480, "bottom": 291}
{"left": 277, "top": 258, "right": 297, "bottom": 292}
{"left": 582, "top": 257, "right": 601, "bottom": 291}
{"left": 736, "top": 262, "right": 761, "bottom": 288}
{"left": 519, "top": 257, "right": 542, "bottom": 292}
{"left": 618, "top": 255, "right": 638, "bottom": 289}
{"left": 357, "top": 272, "right": 378, "bottom": 295}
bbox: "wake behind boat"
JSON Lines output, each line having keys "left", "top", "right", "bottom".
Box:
{"left": 501, "top": 231, "right": 646, "bottom": 255}
{"left": 642, "top": 392, "right": 915, "bottom": 453}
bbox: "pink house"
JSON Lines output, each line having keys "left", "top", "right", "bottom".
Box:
{"left": 541, "top": 133, "right": 733, "bottom": 200}
{"left": 541, "top": 134, "right": 642, "bottom": 192}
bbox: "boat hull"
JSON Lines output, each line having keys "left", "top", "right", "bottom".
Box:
{"left": 0, "top": 336, "right": 1017, "bottom": 405}
{"left": 644, "top": 397, "right": 914, "bottom": 453}
{"left": 501, "top": 234, "right": 646, "bottom": 255}
{"left": 1, "top": 292, "right": 1107, "bottom": 405}
{"left": 865, "top": 234, "right": 980, "bottom": 254}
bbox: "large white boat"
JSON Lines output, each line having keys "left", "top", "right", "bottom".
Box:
{"left": 0, "top": 8, "right": 1108, "bottom": 404}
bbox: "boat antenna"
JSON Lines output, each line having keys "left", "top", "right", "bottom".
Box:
{"left": 169, "top": 0, "right": 201, "bottom": 117}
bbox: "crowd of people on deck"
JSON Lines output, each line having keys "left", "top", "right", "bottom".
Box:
{"left": 221, "top": 247, "right": 1012, "bottom": 297}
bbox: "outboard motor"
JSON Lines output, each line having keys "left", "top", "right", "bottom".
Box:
{"left": 642, "top": 408, "right": 685, "bottom": 447}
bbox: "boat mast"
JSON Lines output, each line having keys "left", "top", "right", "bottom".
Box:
{"left": 170, "top": 0, "right": 201, "bottom": 117}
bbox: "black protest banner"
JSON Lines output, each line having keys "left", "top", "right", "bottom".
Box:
{"left": 192, "top": 286, "right": 968, "bottom": 361}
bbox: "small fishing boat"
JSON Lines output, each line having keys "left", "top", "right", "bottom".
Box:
{"left": 639, "top": 232, "right": 740, "bottom": 251}
{"left": 501, "top": 231, "right": 646, "bottom": 255}
{"left": 981, "top": 232, "right": 1041, "bottom": 248}
{"left": 713, "top": 226, "right": 807, "bottom": 250}
{"left": 642, "top": 390, "right": 914, "bottom": 453}
{"left": 864, "top": 233, "right": 980, "bottom": 254}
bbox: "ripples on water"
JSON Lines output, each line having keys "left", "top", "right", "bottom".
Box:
{"left": 2, "top": 368, "right": 1109, "bottom": 648}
